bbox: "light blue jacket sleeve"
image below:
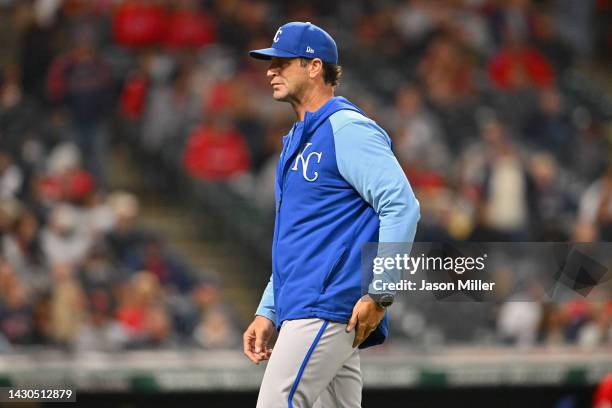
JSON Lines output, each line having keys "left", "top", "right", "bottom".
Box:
{"left": 331, "top": 111, "right": 420, "bottom": 294}
{"left": 255, "top": 275, "right": 275, "bottom": 322}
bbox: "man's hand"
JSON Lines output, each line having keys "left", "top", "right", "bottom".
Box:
{"left": 346, "top": 294, "right": 386, "bottom": 348}
{"left": 243, "top": 315, "right": 276, "bottom": 364}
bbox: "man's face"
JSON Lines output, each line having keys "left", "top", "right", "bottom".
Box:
{"left": 266, "top": 57, "right": 309, "bottom": 101}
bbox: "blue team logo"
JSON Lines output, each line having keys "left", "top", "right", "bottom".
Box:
{"left": 292, "top": 143, "right": 322, "bottom": 182}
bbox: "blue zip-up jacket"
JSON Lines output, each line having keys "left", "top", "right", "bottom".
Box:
{"left": 256, "top": 96, "right": 420, "bottom": 348}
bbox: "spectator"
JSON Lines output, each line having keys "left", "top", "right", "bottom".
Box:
{"left": 49, "top": 264, "right": 86, "bottom": 347}
{"left": 116, "top": 271, "right": 162, "bottom": 339}
{"left": 497, "top": 301, "right": 541, "bottom": 347}
{"left": 531, "top": 11, "right": 574, "bottom": 71}
{"left": 77, "top": 243, "right": 118, "bottom": 293}
{"left": 391, "top": 84, "right": 450, "bottom": 175}
{"left": 0, "top": 198, "right": 22, "bottom": 239}
{"left": 36, "top": 143, "right": 96, "bottom": 207}
{"left": 538, "top": 303, "right": 568, "bottom": 346}
{"left": 46, "top": 24, "right": 114, "bottom": 185}
{"left": 133, "top": 305, "right": 175, "bottom": 349}
{"left": 446, "top": 0, "right": 494, "bottom": 55}
{"left": 0, "top": 151, "right": 23, "bottom": 199}
{"left": 562, "top": 300, "right": 592, "bottom": 343}
{"left": 140, "top": 66, "right": 200, "bottom": 157}
{"left": 553, "top": 0, "right": 596, "bottom": 57}
{"left": 75, "top": 289, "right": 127, "bottom": 352}
{"left": 528, "top": 153, "right": 576, "bottom": 240}
{"left": 183, "top": 119, "right": 251, "bottom": 181}
{"left": 594, "top": 373, "right": 612, "bottom": 408}
{"left": 30, "top": 294, "right": 53, "bottom": 345}
{"left": 523, "top": 87, "right": 574, "bottom": 161}
{"left": 2, "top": 208, "right": 45, "bottom": 283}
{"left": 576, "top": 302, "right": 611, "bottom": 348}
{"left": 118, "top": 54, "right": 151, "bottom": 121}
{"left": 0, "top": 65, "right": 41, "bottom": 173}
{"left": 488, "top": 36, "right": 555, "bottom": 91}
{"left": 577, "top": 165, "right": 612, "bottom": 240}
{"left": 19, "top": 0, "right": 62, "bottom": 100}
{"left": 0, "top": 2, "right": 29, "bottom": 70}
{"left": 193, "top": 307, "right": 237, "bottom": 349}
{"left": 487, "top": 0, "right": 533, "bottom": 47}
{"left": 191, "top": 283, "right": 237, "bottom": 349}
{"left": 418, "top": 34, "right": 476, "bottom": 107}
{"left": 0, "top": 262, "right": 34, "bottom": 345}
{"left": 81, "top": 191, "right": 115, "bottom": 239}
{"left": 163, "top": 0, "right": 216, "bottom": 49}
{"left": 105, "top": 191, "right": 148, "bottom": 267}
{"left": 124, "top": 235, "right": 194, "bottom": 293}
{"left": 41, "top": 204, "right": 92, "bottom": 267}
{"left": 471, "top": 120, "right": 538, "bottom": 240}
{"left": 112, "top": 0, "right": 166, "bottom": 49}
{"left": 394, "top": 0, "right": 436, "bottom": 44}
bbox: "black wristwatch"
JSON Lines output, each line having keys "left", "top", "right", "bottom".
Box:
{"left": 368, "top": 292, "right": 394, "bottom": 309}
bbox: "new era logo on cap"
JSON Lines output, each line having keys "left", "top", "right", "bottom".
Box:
{"left": 249, "top": 22, "right": 338, "bottom": 64}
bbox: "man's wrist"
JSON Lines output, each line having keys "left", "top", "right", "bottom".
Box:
{"left": 254, "top": 313, "right": 275, "bottom": 324}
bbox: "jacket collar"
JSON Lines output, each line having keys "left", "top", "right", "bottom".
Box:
{"left": 302, "top": 96, "right": 365, "bottom": 135}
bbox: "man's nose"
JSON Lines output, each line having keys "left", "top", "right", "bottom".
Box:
{"left": 267, "top": 68, "right": 276, "bottom": 79}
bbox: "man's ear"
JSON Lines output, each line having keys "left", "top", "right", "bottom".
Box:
{"left": 309, "top": 58, "right": 323, "bottom": 79}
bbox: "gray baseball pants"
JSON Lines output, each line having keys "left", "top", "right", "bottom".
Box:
{"left": 256, "top": 318, "right": 361, "bottom": 408}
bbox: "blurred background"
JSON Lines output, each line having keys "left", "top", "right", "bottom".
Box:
{"left": 0, "top": 0, "right": 611, "bottom": 406}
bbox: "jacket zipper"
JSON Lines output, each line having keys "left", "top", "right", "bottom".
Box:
{"left": 272, "top": 125, "right": 297, "bottom": 286}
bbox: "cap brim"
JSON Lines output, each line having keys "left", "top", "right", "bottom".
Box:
{"left": 248, "top": 47, "right": 299, "bottom": 60}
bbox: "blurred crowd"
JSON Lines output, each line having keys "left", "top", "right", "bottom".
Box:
{"left": 390, "top": 288, "right": 611, "bottom": 349}
{"left": 0, "top": 0, "right": 611, "bottom": 351}
{"left": 0, "top": 0, "right": 246, "bottom": 352}
{"left": 0, "top": 182, "right": 239, "bottom": 351}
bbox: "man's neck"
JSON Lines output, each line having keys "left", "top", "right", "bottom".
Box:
{"left": 292, "top": 87, "right": 334, "bottom": 122}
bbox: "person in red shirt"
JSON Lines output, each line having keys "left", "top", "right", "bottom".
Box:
{"left": 183, "top": 119, "right": 251, "bottom": 181}
{"left": 119, "top": 53, "right": 152, "bottom": 120}
{"left": 488, "top": 36, "right": 555, "bottom": 90}
{"left": 164, "top": 0, "right": 216, "bottom": 49}
{"left": 112, "top": 0, "right": 166, "bottom": 48}
{"left": 594, "top": 373, "right": 612, "bottom": 408}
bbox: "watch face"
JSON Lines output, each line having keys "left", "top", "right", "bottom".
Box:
{"left": 378, "top": 294, "right": 394, "bottom": 308}
{"left": 368, "top": 293, "right": 394, "bottom": 308}
{"left": 373, "top": 294, "right": 393, "bottom": 308}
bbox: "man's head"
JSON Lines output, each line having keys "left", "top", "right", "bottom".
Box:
{"left": 264, "top": 57, "right": 341, "bottom": 102}
{"left": 249, "top": 22, "right": 341, "bottom": 102}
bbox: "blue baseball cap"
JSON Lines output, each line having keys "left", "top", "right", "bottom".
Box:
{"left": 249, "top": 22, "right": 338, "bottom": 64}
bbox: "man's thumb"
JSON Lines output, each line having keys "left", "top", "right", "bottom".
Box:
{"left": 346, "top": 312, "right": 358, "bottom": 333}
{"left": 254, "top": 334, "right": 265, "bottom": 353}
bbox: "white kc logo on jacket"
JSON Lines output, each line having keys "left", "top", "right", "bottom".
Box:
{"left": 292, "top": 143, "right": 322, "bottom": 182}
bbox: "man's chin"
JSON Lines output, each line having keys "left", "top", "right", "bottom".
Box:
{"left": 272, "top": 91, "right": 289, "bottom": 101}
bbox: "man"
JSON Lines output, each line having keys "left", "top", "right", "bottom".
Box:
{"left": 47, "top": 24, "right": 114, "bottom": 186}
{"left": 243, "top": 22, "right": 420, "bottom": 407}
